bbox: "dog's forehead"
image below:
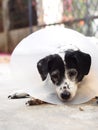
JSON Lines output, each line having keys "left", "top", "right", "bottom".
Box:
{"left": 55, "top": 44, "right": 79, "bottom": 60}
{"left": 56, "top": 44, "right": 79, "bottom": 53}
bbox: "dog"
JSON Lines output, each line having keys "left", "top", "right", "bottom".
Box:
{"left": 8, "top": 49, "right": 91, "bottom": 105}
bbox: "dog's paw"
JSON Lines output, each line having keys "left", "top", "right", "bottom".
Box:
{"left": 8, "top": 92, "right": 30, "bottom": 99}
{"left": 25, "top": 99, "right": 46, "bottom": 106}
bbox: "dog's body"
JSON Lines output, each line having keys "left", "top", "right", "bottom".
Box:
{"left": 8, "top": 49, "right": 91, "bottom": 105}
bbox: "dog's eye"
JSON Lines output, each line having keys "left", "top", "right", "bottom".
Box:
{"left": 51, "top": 70, "right": 60, "bottom": 84}
{"left": 67, "top": 69, "right": 78, "bottom": 81}
{"left": 51, "top": 73, "right": 59, "bottom": 80}
{"left": 69, "top": 71, "right": 76, "bottom": 77}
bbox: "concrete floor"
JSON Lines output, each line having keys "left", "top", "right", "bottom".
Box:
{"left": 0, "top": 64, "right": 98, "bottom": 130}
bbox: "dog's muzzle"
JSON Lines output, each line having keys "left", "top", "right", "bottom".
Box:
{"left": 60, "top": 91, "right": 71, "bottom": 100}
{"left": 56, "top": 80, "right": 78, "bottom": 102}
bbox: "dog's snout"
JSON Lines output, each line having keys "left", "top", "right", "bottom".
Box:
{"left": 63, "top": 83, "right": 69, "bottom": 89}
{"left": 61, "top": 91, "right": 70, "bottom": 100}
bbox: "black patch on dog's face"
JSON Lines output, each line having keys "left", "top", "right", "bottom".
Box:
{"left": 64, "top": 50, "right": 91, "bottom": 82}
{"left": 37, "top": 50, "right": 91, "bottom": 85}
{"left": 66, "top": 68, "right": 78, "bottom": 81}
{"left": 37, "top": 54, "right": 65, "bottom": 85}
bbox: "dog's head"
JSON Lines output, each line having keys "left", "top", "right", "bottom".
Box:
{"left": 37, "top": 50, "right": 91, "bottom": 102}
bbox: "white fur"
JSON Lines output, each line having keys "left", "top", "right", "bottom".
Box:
{"left": 54, "top": 70, "right": 78, "bottom": 101}
{"left": 56, "top": 78, "right": 78, "bottom": 101}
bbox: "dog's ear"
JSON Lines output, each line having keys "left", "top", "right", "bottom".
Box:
{"left": 65, "top": 50, "right": 91, "bottom": 78}
{"left": 37, "top": 55, "right": 53, "bottom": 81}
{"left": 37, "top": 54, "right": 65, "bottom": 82}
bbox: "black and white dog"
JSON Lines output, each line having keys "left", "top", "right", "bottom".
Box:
{"left": 8, "top": 49, "right": 91, "bottom": 105}
{"left": 37, "top": 49, "right": 91, "bottom": 102}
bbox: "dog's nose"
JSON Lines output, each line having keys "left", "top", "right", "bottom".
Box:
{"left": 61, "top": 91, "right": 70, "bottom": 100}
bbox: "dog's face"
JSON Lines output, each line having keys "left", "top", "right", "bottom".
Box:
{"left": 37, "top": 50, "right": 91, "bottom": 102}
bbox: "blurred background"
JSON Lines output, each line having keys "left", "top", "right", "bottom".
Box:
{"left": 0, "top": 0, "right": 98, "bottom": 53}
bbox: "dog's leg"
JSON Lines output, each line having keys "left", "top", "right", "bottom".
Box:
{"left": 8, "top": 91, "right": 47, "bottom": 105}
{"left": 26, "top": 99, "right": 46, "bottom": 105}
{"left": 8, "top": 91, "right": 30, "bottom": 99}
{"left": 26, "top": 98, "right": 47, "bottom": 106}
